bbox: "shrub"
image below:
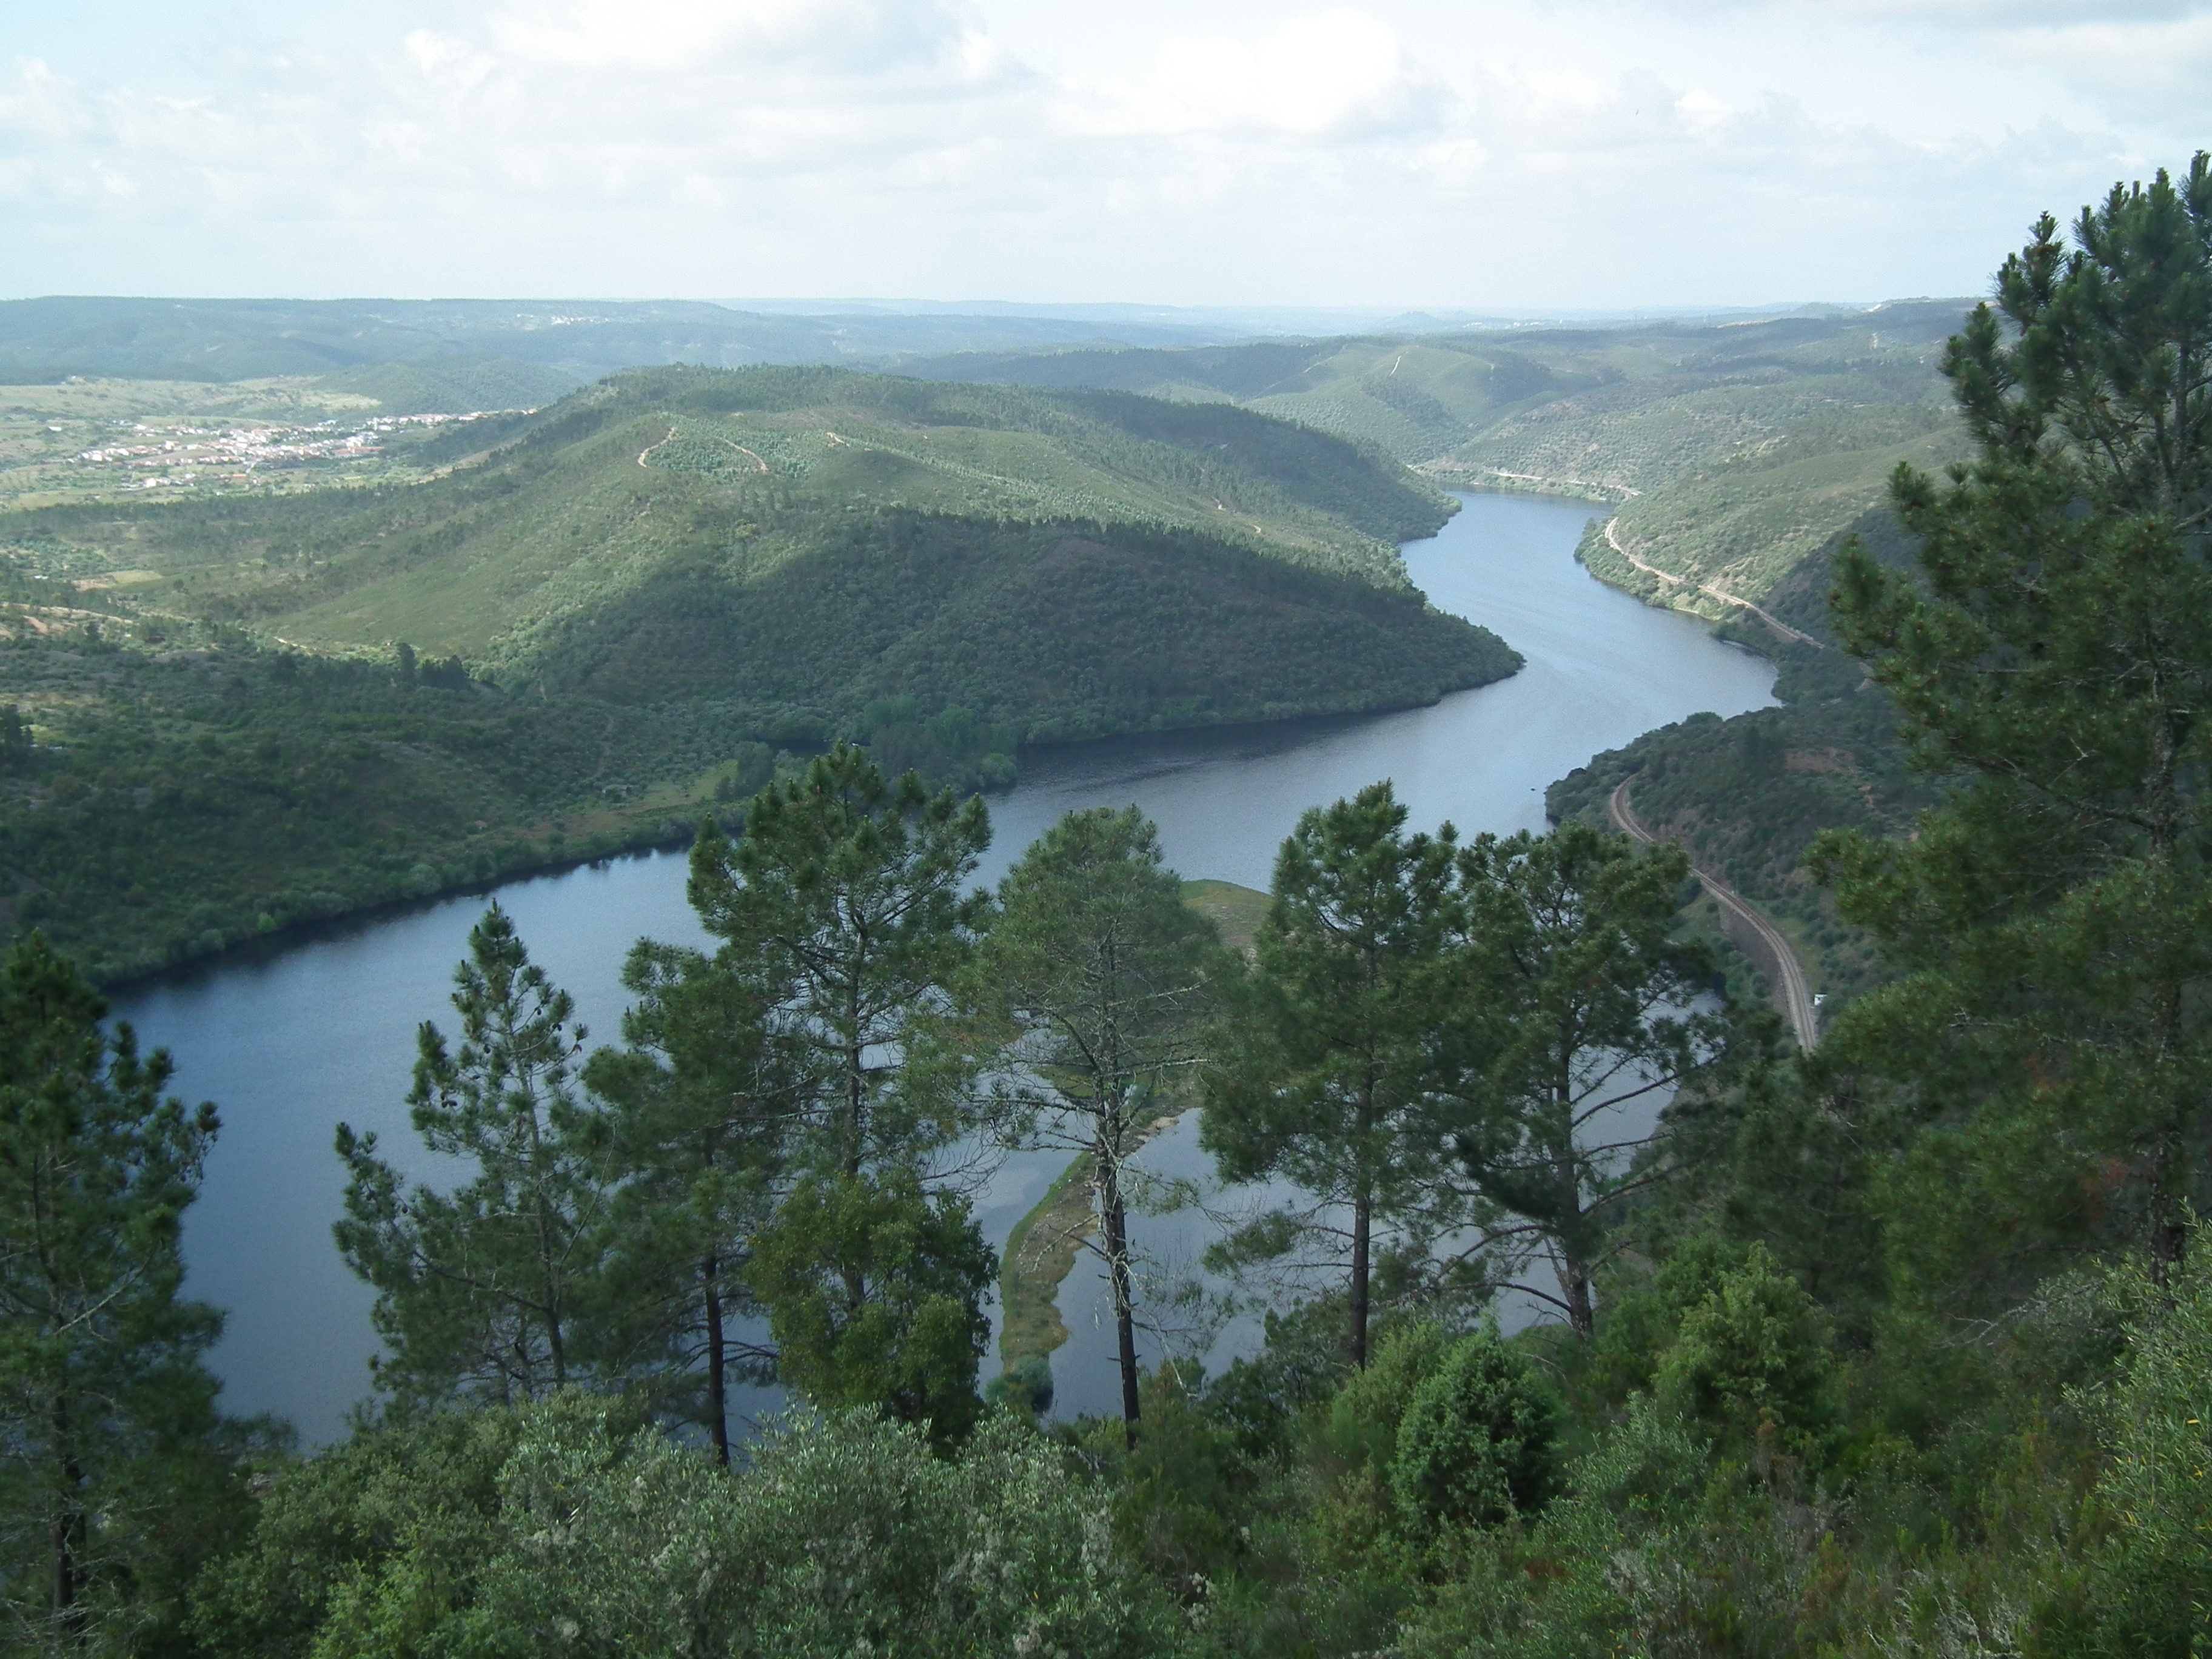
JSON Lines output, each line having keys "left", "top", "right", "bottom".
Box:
{"left": 2034, "top": 1244, "right": 2212, "bottom": 1658}
{"left": 1319, "top": 1319, "right": 1450, "bottom": 1474}
{"left": 1390, "top": 1327, "right": 1557, "bottom": 1531}
{"left": 1653, "top": 1243, "right": 1839, "bottom": 1460}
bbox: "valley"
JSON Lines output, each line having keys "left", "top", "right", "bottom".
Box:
{"left": 0, "top": 360, "right": 1516, "bottom": 980}
{"left": 0, "top": 301, "right": 1963, "bottom": 1010}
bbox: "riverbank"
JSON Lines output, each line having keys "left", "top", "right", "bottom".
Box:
{"left": 144, "top": 491, "right": 1777, "bottom": 1438}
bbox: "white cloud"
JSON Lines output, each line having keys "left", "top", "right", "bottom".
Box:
{"left": 0, "top": 59, "right": 98, "bottom": 145}
{"left": 482, "top": 0, "right": 974, "bottom": 76}
{"left": 1643, "top": 0, "right": 2202, "bottom": 21}
{"left": 0, "top": 1, "right": 2192, "bottom": 307}
{"left": 2001, "top": 12, "right": 2212, "bottom": 109}
{"left": 1101, "top": 9, "right": 1433, "bottom": 139}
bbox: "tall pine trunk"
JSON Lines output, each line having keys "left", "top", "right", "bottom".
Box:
{"left": 50, "top": 1393, "right": 84, "bottom": 1638}
{"left": 1350, "top": 1079, "right": 1376, "bottom": 1369}
{"left": 1349, "top": 1185, "right": 1372, "bottom": 1370}
{"left": 1100, "top": 1141, "right": 1142, "bottom": 1448}
{"left": 702, "top": 1252, "right": 730, "bottom": 1466}
{"left": 1555, "top": 1081, "right": 1595, "bottom": 1340}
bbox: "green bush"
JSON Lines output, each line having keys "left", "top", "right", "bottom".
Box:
{"left": 984, "top": 1352, "right": 1054, "bottom": 1419}
{"left": 1389, "top": 1327, "right": 1557, "bottom": 1531}
{"left": 195, "top": 1396, "right": 1183, "bottom": 1659}
{"left": 1318, "top": 1319, "right": 1450, "bottom": 1475}
{"left": 1654, "top": 1243, "right": 1840, "bottom": 1461}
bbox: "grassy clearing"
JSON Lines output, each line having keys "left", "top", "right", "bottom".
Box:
{"left": 1180, "top": 879, "right": 1270, "bottom": 953}
{"left": 999, "top": 1153, "right": 1092, "bottom": 1369}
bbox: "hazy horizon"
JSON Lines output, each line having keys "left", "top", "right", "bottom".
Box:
{"left": 0, "top": 292, "right": 1970, "bottom": 320}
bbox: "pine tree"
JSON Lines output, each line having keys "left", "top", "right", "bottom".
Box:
{"left": 685, "top": 745, "right": 994, "bottom": 1432}
{"left": 1445, "top": 822, "right": 1739, "bottom": 1341}
{"left": 335, "top": 905, "right": 612, "bottom": 1408}
{"left": 1817, "top": 153, "right": 2212, "bottom": 1290}
{"left": 583, "top": 939, "right": 788, "bottom": 1464}
{"left": 744, "top": 1168, "right": 993, "bottom": 1448}
{"left": 1202, "top": 783, "right": 1459, "bottom": 1369}
{"left": 686, "top": 742, "right": 991, "bottom": 1179}
{"left": 0, "top": 934, "right": 226, "bottom": 1651}
{"left": 977, "top": 806, "right": 1224, "bottom": 1443}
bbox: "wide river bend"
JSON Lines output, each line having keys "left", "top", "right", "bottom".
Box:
{"left": 118, "top": 492, "right": 1775, "bottom": 1439}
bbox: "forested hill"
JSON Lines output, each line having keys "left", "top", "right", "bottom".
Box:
{"left": 0, "top": 365, "right": 1515, "bottom": 980}
{"left": 15, "top": 365, "right": 1476, "bottom": 714}
{"left": 900, "top": 302, "right": 1971, "bottom": 618}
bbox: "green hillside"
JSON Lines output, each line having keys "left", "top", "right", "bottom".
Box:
{"left": 310, "top": 353, "right": 580, "bottom": 415}
{"left": 0, "top": 364, "right": 1514, "bottom": 979}
{"left": 898, "top": 313, "right": 1977, "bottom": 1020}
{"left": 21, "top": 364, "right": 1454, "bottom": 673}
{"left": 1547, "top": 504, "right": 1934, "bottom": 1016}
{"left": 906, "top": 303, "right": 1971, "bottom": 611}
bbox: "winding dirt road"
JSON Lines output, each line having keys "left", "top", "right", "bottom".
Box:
{"left": 1609, "top": 777, "right": 1818, "bottom": 1049}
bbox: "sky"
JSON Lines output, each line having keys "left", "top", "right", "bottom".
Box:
{"left": 1, "top": 0, "right": 2205, "bottom": 311}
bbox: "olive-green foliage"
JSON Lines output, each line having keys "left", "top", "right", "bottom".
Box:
{"left": 1390, "top": 1329, "right": 1558, "bottom": 1532}
{"left": 905, "top": 306, "right": 1963, "bottom": 518}
{"left": 1397, "top": 1396, "right": 1789, "bottom": 1659}
{"left": 520, "top": 509, "right": 1512, "bottom": 737}
{"left": 185, "top": 1404, "right": 540, "bottom": 1659}
{"left": 0, "top": 628, "right": 769, "bottom": 985}
{"left": 1201, "top": 1295, "right": 1353, "bottom": 1461}
{"left": 0, "top": 566, "right": 1500, "bottom": 990}
{"left": 309, "top": 354, "right": 577, "bottom": 418}
{"left": 15, "top": 364, "right": 1460, "bottom": 673}
{"left": 743, "top": 1170, "right": 993, "bottom": 1447}
{"left": 2035, "top": 1248, "right": 2212, "bottom": 1658}
{"left": 483, "top": 1403, "right": 1182, "bottom": 1659}
{"left": 1318, "top": 1320, "right": 1450, "bottom": 1476}
{"left": 193, "top": 1395, "right": 1181, "bottom": 1659}
{"left": 1589, "top": 1233, "right": 1782, "bottom": 1402}
{"left": 912, "top": 306, "right": 1969, "bottom": 627}
{"left": 1092, "top": 1366, "right": 1265, "bottom": 1600}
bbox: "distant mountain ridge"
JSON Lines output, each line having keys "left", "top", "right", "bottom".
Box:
{"left": 0, "top": 297, "right": 1257, "bottom": 389}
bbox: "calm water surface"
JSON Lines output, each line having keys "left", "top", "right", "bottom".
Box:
{"left": 118, "top": 492, "right": 1774, "bottom": 1439}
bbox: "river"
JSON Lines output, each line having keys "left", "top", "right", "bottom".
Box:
{"left": 118, "top": 492, "right": 1775, "bottom": 1441}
